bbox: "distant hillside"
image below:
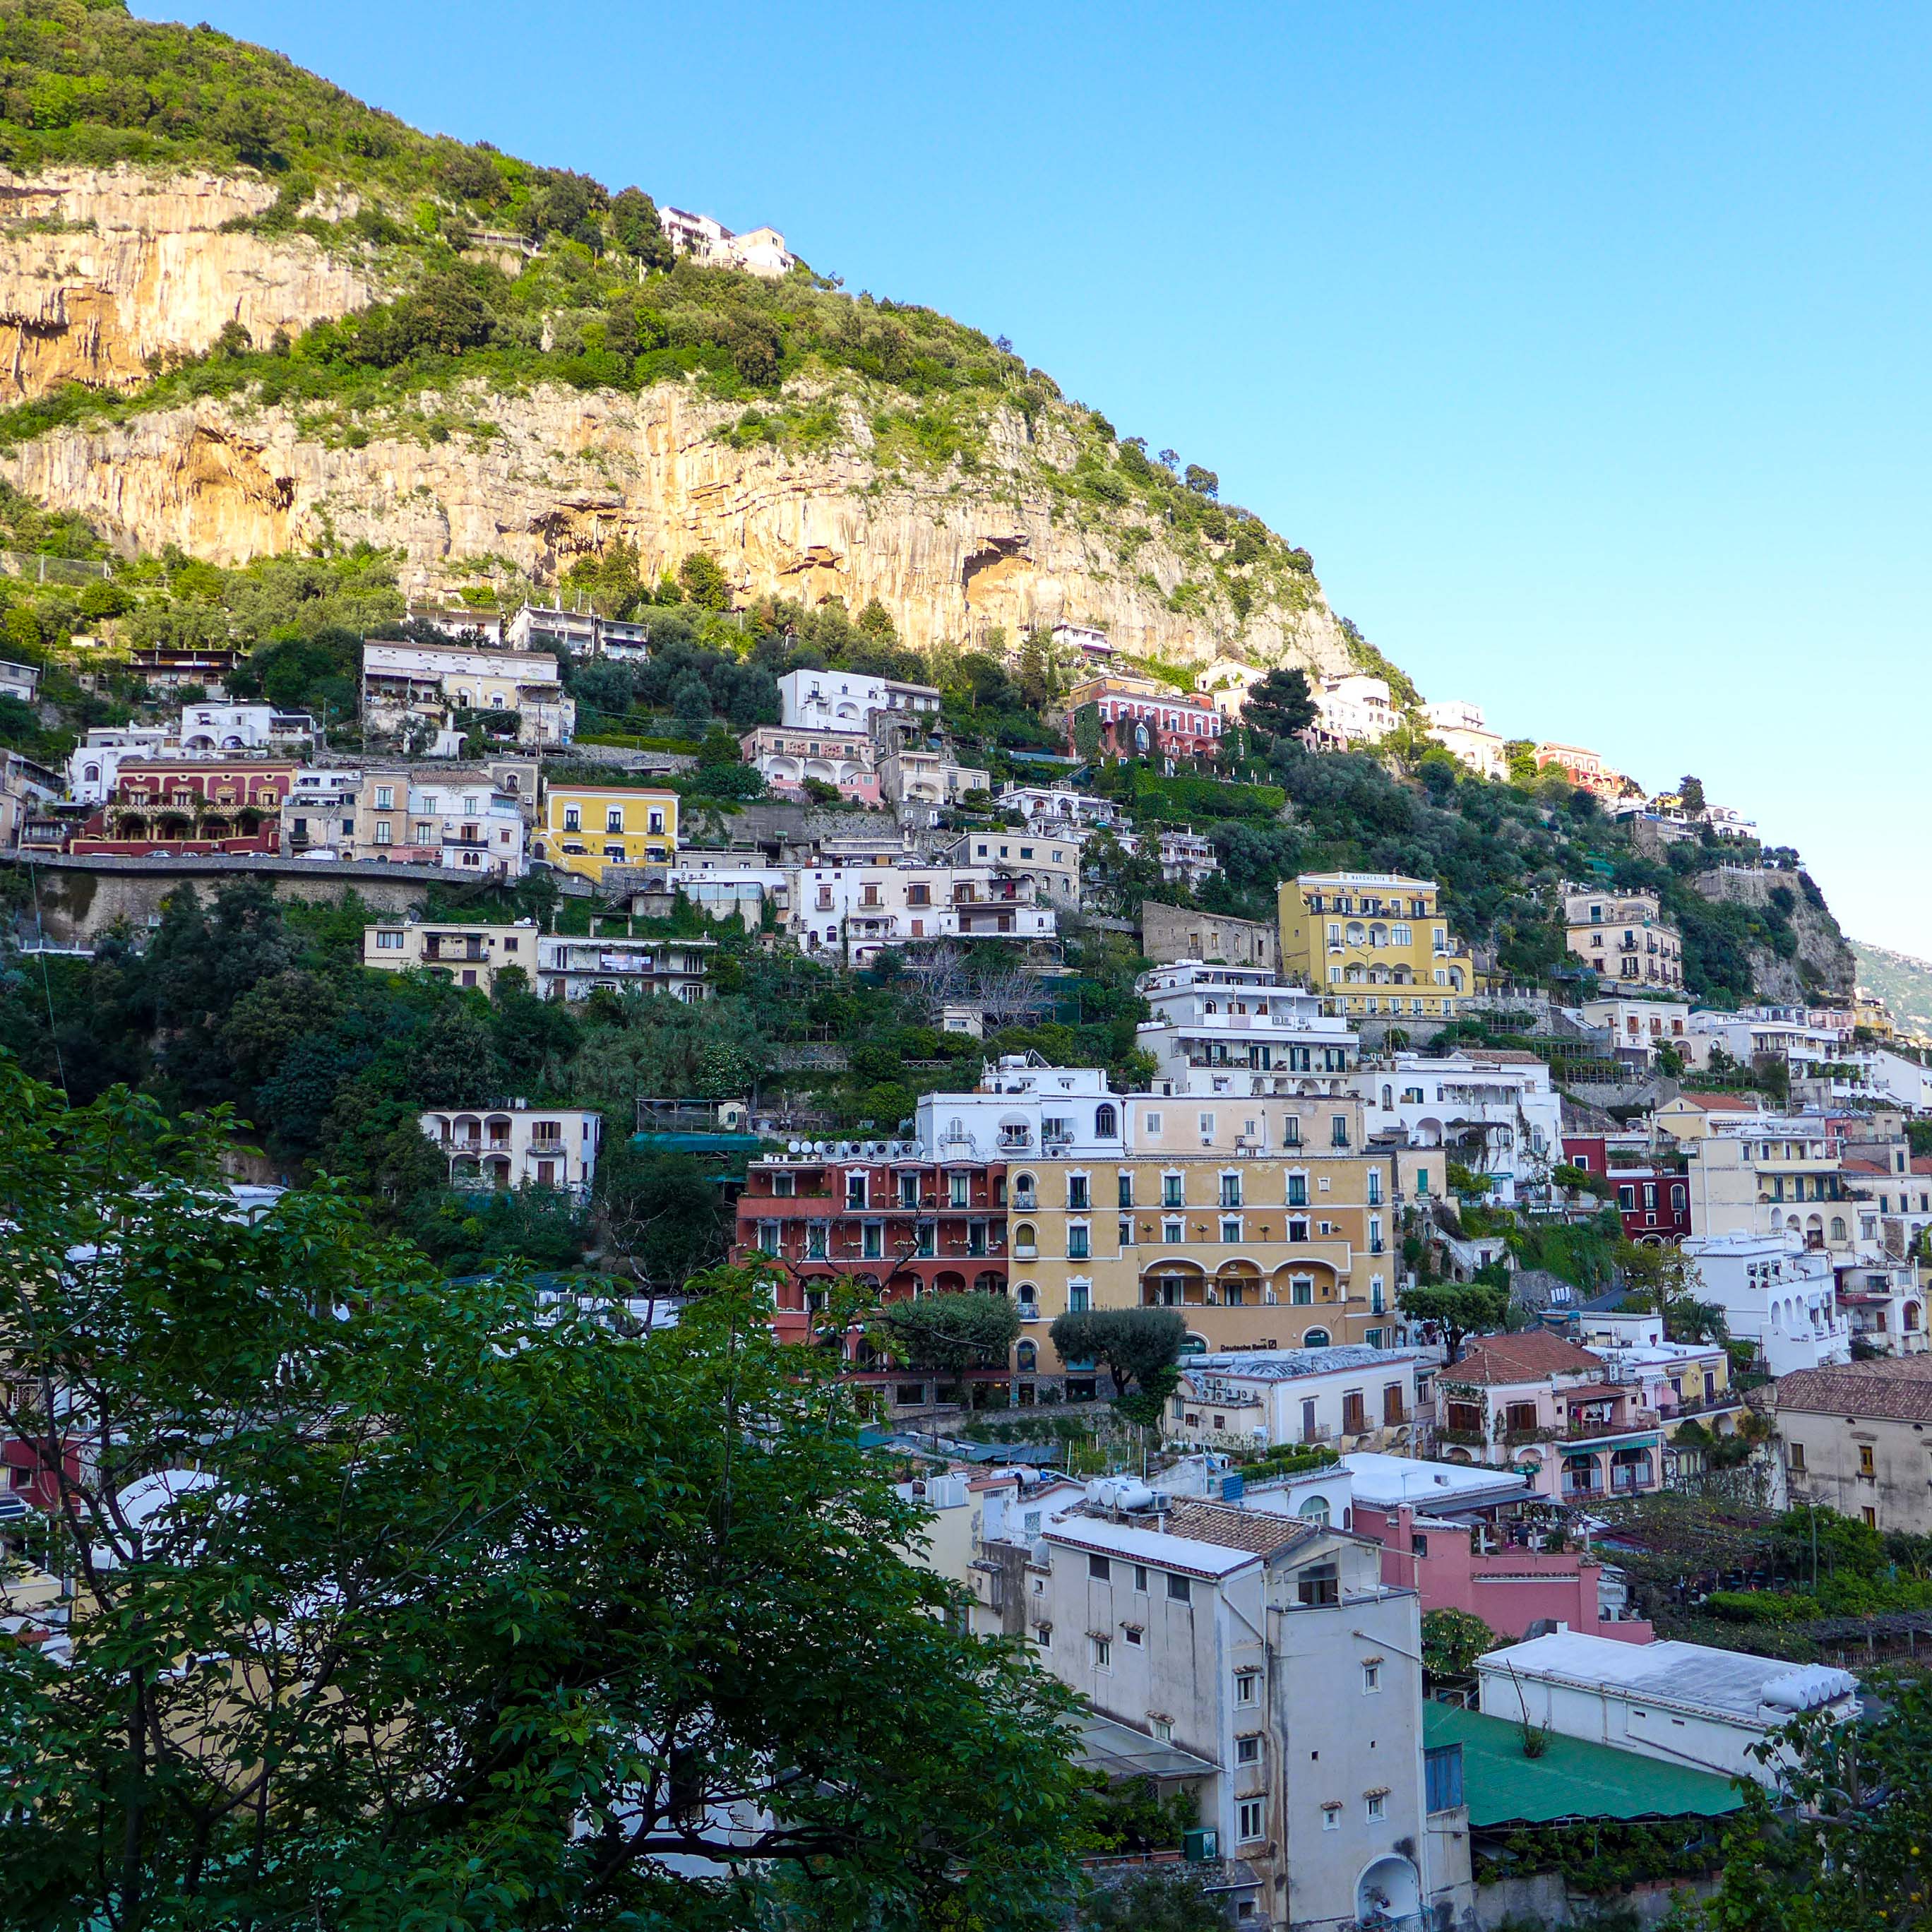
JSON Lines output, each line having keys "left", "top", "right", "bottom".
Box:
{"left": 1852, "top": 940, "right": 1932, "bottom": 1035}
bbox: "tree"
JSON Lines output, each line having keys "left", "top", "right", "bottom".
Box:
{"left": 1049, "top": 1307, "right": 1187, "bottom": 1426}
{"left": 875, "top": 1292, "right": 1022, "bottom": 1402}
{"left": 596, "top": 1143, "right": 728, "bottom": 1294}
{"left": 1397, "top": 1280, "right": 1510, "bottom": 1361}
{"left": 610, "top": 184, "right": 673, "bottom": 268}
{"left": 0, "top": 1065, "right": 1092, "bottom": 1928}
{"left": 1156, "top": 448, "right": 1179, "bottom": 470}
{"left": 1071, "top": 700, "right": 1104, "bottom": 761}
{"left": 1421, "top": 1608, "right": 1499, "bottom": 1683}
{"left": 1678, "top": 773, "right": 1707, "bottom": 817}
{"left": 677, "top": 551, "right": 732, "bottom": 611}
{"left": 1678, "top": 1681, "right": 1932, "bottom": 1932}
{"left": 1243, "top": 667, "right": 1316, "bottom": 745}
{"left": 1182, "top": 464, "right": 1218, "bottom": 498}
{"left": 1077, "top": 1867, "right": 1225, "bottom": 1931}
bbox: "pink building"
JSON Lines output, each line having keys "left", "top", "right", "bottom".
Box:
{"left": 1358, "top": 1502, "right": 1652, "bottom": 1644}
{"left": 1435, "top": 1330, "right": 1662, "bottom": 1507}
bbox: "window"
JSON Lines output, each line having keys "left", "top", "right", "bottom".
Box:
{"left": 1133, "top": 1564, "right": 1148, "bottom": 1592}
{"left": 1330, "top": 1116, "right": 1350, "bottom": 1149}
{"left": 1068, "top": 1282, "right": 1090, "bottom": 1313}
{"left": 1167, "top": 1571, "right": 1191, "bottom": 1603}
{"left": 1362, "top": 1662, "right": 1381, "bottom": 1693}
{"left": 1090, "top": 1635, "right": 1111, "bottom": 1670}
{"left": 375, "top": 929, "right": 405, "bottom": 950}
{"left": 1235, "top": 1671, "right": 1260, "bottom": 1706}
{"left": 1789, "top": 1441, "right": 1806, "bottom": 1473}
{"left": 1287, "top": 1173, "right": 1308, "bottom": 1206}
{"left": 1235, "top": 1734, "right": 1261, "bottom": 1765}
{"left": 1163, "top": 1174, "right": 1184, "bottom": 1208}
{"left": 1117, "top": 1173, "right": 1133, "bottom": 1209}
{"left": 1151, "top": 1718, "right": 1172, "bottom": 1741}
{"left": 1163, "top": 1219, "right": 1183, "bottom": 1244}
{"left": 861, "top": 1224, "right": 883, "bottom": 1260}
{"left": 846, "top": 1174, "right": 868, "bottom": 1210}
{"left": 1088, "top": 1554, "right": 1111, "bottom": 1580}
{"left": 1342, "top": 1391, "right": 1367, "bottom": 1435}
{"left": 648, "top": 809, "right": 665, "bottom": 835}
{"left": 1221, "top": 1172, "right": 1242, "bottom": 1209}
{"left": 1067, "top": 1225, "right": 1090, "bottom": 1260}
{"left": 1237, "top": 1799, "right": 1265, "bottom": 1844}
{"left": 563, "top": 806, "right": 581, "bottom": 832}
{"left": 1123, "top": 1627, "right": 1143, "bottom": 1647}
{"left": 374, "top": 821, "right": 393, "bottom": 846}
{"left": 1322, "top": 1805, "right": 1342, "bottom": 1832}
{"left": 1291, "top": 1278, "right": 1313, "bottom": 1306}
{"left": 949, "top": 1171, "right": 970, "bottom": 1208}
{"left": 605, "top": 806, "right": 624, "bottom": 833}
{"left": 1145, "top": 1111, "right": 1162, "bottom": 1133}
{"left": 1095, "top": 1104, "right": 1118, "bottom": 1138}
{"left": 1119, "top": 1217, "right": 1133, "bottom": 1248}
{"left": 1296, "top": 1563, "right": 1340, "bottom": 1608}
{"left": 374, "top": 785, "right": 395, "bottom": 811}
{"left": 1366, "top": 1792, "right": 1386, "bottom": 1822}
{"left": 1068, "top": 1175, "right": 1090, "bottom": 1210}
{"left": 1860, "top": 1443, "right": 1876, "bottom": 1477}
{"left": 1863, "top": 1506, "right": 1878, "bottom": 1528}
{"left": 898, "top": 1172, "right": 919, "bottom": 1209}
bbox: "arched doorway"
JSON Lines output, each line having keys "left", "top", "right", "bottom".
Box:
{"left": 1356, "top": 1854, "right": 1419, "bottom": 1926}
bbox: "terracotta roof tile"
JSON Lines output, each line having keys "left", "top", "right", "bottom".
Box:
{"left": 1676, "top": 1092, "right": 1763, "bottom": 1113}
{"left": 1451, "top": 1330, "right": 1607, "bottom": 1385}
{"left": 1776, "top": 1359, "right": 1932, "bottom": 1424}
{"left": 1159, "top": 1500, "right": 1324, "bottom": 1558}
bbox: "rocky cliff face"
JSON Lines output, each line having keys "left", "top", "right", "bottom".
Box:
{"left": 0, "top": 166, "right": 378, "bottom": 402}
{"left": 0, "top": 167, "right": 1354, "bottom": 672}
{"left": 1694, "top": 867, "right": 1856, "bottom": 1001}
{"left": 0, "top": 373, "right": 1356, "bottom": 672}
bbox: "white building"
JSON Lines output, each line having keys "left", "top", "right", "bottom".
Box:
{"left": 1313, "top": 674, "right": 1399, "bottom": 746}
{"left": 737, "top": 724, "right": 879, "bottom": 805}
{"left": 776, "top": 669, "right": 941, "bottom": 734}
{"left": 876, "top": 746, "right": 990, "bottom": 814}
{"left": 535, "top": 934, "right": 714, "bottom": 1004}
{"left": 360, "top": 641, "right": 575, "bottom": 749}
{"left": 0, "top": 657, "right": 39, "bottom": 704}
{"left": 1354, "top": 1051, "right": 1563, "bottom": 1204}
{"left": 946, "top": 827, "right": 1082, "bottom": 907}
{"left": 178, "top": 703, "right": 315, "bottom": 754}
{"left": 1051, "top": 621, "right": 1114, "bottom": 660}
{"left": 1030, "top": 1496, "right": 1447, "bottom": 1931}
{"left": 914, "top": 1061, "right": 1123, "bottom": 1165}
{"left": 789, "top": 859, "right": 1055, "bottom": 962}
{"left": 1135, "top": 962, "right": 1357, "bottom": 1098}
{"left": 283, "top": 767, "right": 362, "bottom": 854}
{"left": 1193, "top": 657, "right": 1268, "bottom": 722}
{"left": 659, "top": 207, "right": 795, "bottom": 278}
{"left": 1681, "top": 1232, "right": 1850, "bottom": 1375}
{"left": 1421, "top": 700, "right": 1508, "bottom": 781}
{"left": 1580, "top": 995, "right": 1691, "bottom": 1063}
{"left": 1169, "top": 1347, "right": 1430, "bottom": 1453}
{"left": 997, "top": 782, "right": 1128, "bottom": 833}
{"left": 1475, "top": 1630, "right": 1857, "bottom": 1788}
{"left": 418, "top": 1105, "right": 602, "bottom": 1197}
{"left": 66, "top": 725, "right": 173, "bottom": 804}
{"left": 405, "top": 778, "right": 527, "bottom": 878}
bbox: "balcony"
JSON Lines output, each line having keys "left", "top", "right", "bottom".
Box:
{"left": 527, "top": 1136, "right": 566, "bottom": 1155}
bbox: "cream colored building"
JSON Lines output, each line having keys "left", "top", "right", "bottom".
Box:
{"left": 1421, "top": 700, "right": 1508, "bottom": 781}
{"left": 364, "top": 919, "right": 539, "bottom": 993}
{"left": 1008, "top": 1092, "right": 1444, "bottom": 1372}
{"left": 1563, "top": 886, "right": 1683, "bottom": 991}
{"left": 1277, "top": 871, "right": 1474, "bottom": 1018}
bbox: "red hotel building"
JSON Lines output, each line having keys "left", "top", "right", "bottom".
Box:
{"left": 1562, "top": 1137, "right": 1692, "bottom": 1245}
{"left": 72, "top": 758, "right": 297, "bottom": 857}
{"left": 734, "top": 1149, "right": 1008, "bottom": 1353}
{"left": 1066, "top": 674, "right": 1224, "bottom": 767}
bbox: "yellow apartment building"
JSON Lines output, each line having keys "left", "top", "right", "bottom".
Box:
{"left": 532, "top": 784, "right": 679, "bottom": 883}
{"left": 1006, "top": 1095, "right": 1445, "bottom": 1385}
{"left": 1277, "top": 870, "right": 1475, "bottom": 1018}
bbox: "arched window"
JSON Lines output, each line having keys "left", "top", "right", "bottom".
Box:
{"left": 83, "top": 763, "right": 100, "bottom": 783}
{"left": 1012, "top": 1171, "right": 1037, "bottom": 1208}
{"left": 1302, "top": 1328, "right": 1331, "bottom": 1349}
{"left": 1095, "top": 1103, "right": 1118, "bottom": 1138}
{"left": 1297, "top": 1494, "right": 1330, "bottom": 1525}
{"left": 1016, "top": 1341, "right": 1037, "bottom": 1372}
{"left": 1013, "top": 1223, "right": 1038, "bottom": 1256}
{"left": 1381, "top": 1085, "right": 1393, "bottom": 1110}
{"left": 1830, "top": 1217, "right": 1847, "bottom": 1243}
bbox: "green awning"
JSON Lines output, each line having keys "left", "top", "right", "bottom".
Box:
{"left": 1424, "top": 1702, "right": 1745, "bottom": 1827}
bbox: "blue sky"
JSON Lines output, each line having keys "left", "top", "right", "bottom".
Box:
{"left": 156, "top": 4, "right": 1932, "bottom": 959}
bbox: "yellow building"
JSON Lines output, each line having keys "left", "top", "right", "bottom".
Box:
{"left": 1277, "top": 871, "right": 1475, "bottom": 1018}
{"left": 1008, "top": 1094, "right": 1445, "bottom": 1380}
{"left": 532, "top": 783, "right": 679, "bottom": 883}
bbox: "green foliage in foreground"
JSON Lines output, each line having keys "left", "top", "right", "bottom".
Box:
{"left": 0, "top": 1062, "right": 1094, "bottom": 1928}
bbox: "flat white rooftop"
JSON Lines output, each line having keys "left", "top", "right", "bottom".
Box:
{"left": 1341, "top": 1452, "right": 1530, "bottom": 1511}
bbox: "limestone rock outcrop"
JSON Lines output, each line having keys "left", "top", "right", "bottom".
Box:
{"left": 0, "top": 166, "right": 378, "bottom": 402}
{"left": 0, "top": 377, "right": 1356, "bottom": 671}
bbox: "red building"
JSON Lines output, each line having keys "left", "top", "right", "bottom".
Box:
{"left": 1563, "top": 1137, "right": 1691, "bottom": 1244}
{"left": 734, "top": 1150, "right": 1008, "bottom": 1351}
{"left": 1066, "top": 674, "right": 1224, "bottom": 767}
{"left": 71, "top": 758, "right": 297, "bottom": 857}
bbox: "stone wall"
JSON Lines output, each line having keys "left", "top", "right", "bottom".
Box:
{"left": 5, "top": 853, "right": 446, "bottom": 946}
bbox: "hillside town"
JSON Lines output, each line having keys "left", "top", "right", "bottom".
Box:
{"left": 5, "top": 586, "right": 1932, "bottom": 1931}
